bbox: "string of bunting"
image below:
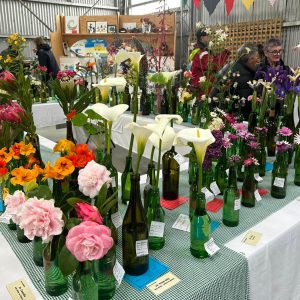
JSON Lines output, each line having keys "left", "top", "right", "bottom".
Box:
{"left": 188, "top": 0, "right": 277, "bottom": 15}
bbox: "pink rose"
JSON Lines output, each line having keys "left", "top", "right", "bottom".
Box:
{"left": 78, "top": 160, "right": 112, "bottom": 198}
{"left": 75, "top": 202, "right": 103, "bottom": 224}
{"left": 5, "top": 190, "right": 26, "bottom": 224}
{"left": 66, "top": 221, "right": 113, "bottom": 262}
{"left": 18, "top": 197, "right": 64, "bottom": 242}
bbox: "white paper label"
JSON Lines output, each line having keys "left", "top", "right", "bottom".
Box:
{"left": 111, "top": 211, "right": 122, "bottom": 229}
{"left": 234, "top": 198, "right": 241, "bottom": 210}
{"left": 113, "top": 260, "right": 125, "bottom": 285}
{"left": 147, "top": 272, "right": 180, "bottom": 296}
{"left": 111, "top": 180, "right": 117, "bottom": 188}
{"left": 0, "top": 212, "right": 12, "bottom": 224}
{"left": 254, "top": 173, "right": 263, "bottom": 182}
{"left": 149, "top": 221, "right": 165, "bottom": 238}
{"left": 226, "top": 169, "right": 229, "bottom": 176}
{"left": 254, "top": 190, "right": 262, "bottom": 201}
{"left": 201, "top": 117, "right": 207, "bottom": 123}
{"left": 201, "top": 187, "right": 214, "bottom": 201}
{"left": 136, "top": 240, "right": 148, "bottom": 257}
{"left": 274, "top": 177, "right": 285, "bottom": 188}
{"left": 241, "top": 165, "right": 245, "bottom": 172}
{"left": 210, "top": 181, "right": 221, "bottom": 196}
{"left": 174, "top": 153, "right": 185, "bottom": 165}
{"left": 204, "top": 238, "right": 220, "bottom": 256}
{"left": 172, "top": 214, "right": 190, "bottom": 232}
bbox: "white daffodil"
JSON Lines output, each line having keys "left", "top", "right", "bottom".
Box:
{"left": 175, "top": 128, "right": 215, "bottom": 165}
{"left": 115, "top": 49, "right": 144, "bottom": 72}
{"left": 90, "top": 103, "right": 128, "bottom": 122}
{"left": 149, "top": 126, "right": 176, "bottom": 151}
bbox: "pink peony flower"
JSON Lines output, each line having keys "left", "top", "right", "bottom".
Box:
{"left": 18, "top": 198, "right": 64, "bottom": 242}
{"left": 5, "top": 190, "right": 26, "bottom": 224}
{"left": 75, "top": 202, "right": 103, "bottom": 224}
{"left": 66, "top": 221, "right": 113, "bottom": 262}
{"left": 0, "top": 70, "right": 15, "bottom": 83}
{"left": 279, "top": 126, "right": 292, "bottom": 137}
{"left": 78, "top": 160, "right": 111, "bottom": 198}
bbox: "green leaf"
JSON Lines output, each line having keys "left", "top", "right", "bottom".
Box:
{"left": 67, "top": 197, "right": 87, "bottom": 207}
{"left": 95, "top": 184, "right": 108, "bottom": 212}
{"left": 71, "top": 113, "right": 88, "bottom": 126}
{"left": 65, "top": 218, "right": 81, "bottom": 230}
{"left": 85, "top": 109, "right": 102, "bottom": 120}
{"left": 58, "top": 245, "right": 79, "bottom": 276}
{"left": 84, "top": 123, "right": 98, "bottom": 135}
{"left": 26, "top": 185, "right": 52, "bottom": 199}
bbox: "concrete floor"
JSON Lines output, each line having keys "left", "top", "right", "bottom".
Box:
{"left": 37, "top": 125, "right": 150, "bottom": 174}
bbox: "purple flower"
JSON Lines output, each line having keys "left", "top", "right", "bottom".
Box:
{"left": 247, "top": 141, "right": 260, "bottom": 150}
{"left": 227, "top": 133, "right": 238, "bottom": 141}
{"left": 222, "top": 137, "right": 232, "bottom": 149}
{"left": 229, "top": 155, "right": 241, "bottom": 164}
{"left": 255, "top": 127, "right": 268, "bottom": 134}
{"left": 276, "top": 141, "right": 291, "bottom": 152}
{"left": 279, "top": 126, "right": 293, "bottom": 137}
{"left": 244, "top": 157, "right": 259, "bottom": 166}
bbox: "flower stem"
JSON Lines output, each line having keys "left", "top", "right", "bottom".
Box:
{"left": 197, "top": 162, "right": 203, "bottom": 193}
{"left": 150, "top": 146, "right": 155, "bottom": 164}
{"left": 135, "top": 154, "right": 142, "bottom": 175}
{"left": 156, "top": 139, "right": 162, "bottom": 188}
{"left": 106, "top": 121, "right": 112, "bottom": 155}
{"left": 128, "top": 83, "right": 139, "bottom": 158}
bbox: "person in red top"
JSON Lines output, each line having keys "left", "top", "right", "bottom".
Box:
{"left": 190, "top": 27, "right": 230, "bottom": 93}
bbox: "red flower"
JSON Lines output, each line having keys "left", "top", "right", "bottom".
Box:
{"left": 0, "top": 160, "right": 8, "bottom": 176}
{"left": 67, "top": 109, "right": 77, "bottom": 120}
{"left": 0, "top": 71, "right": 15, "bottom": 84}
{"left": 66, "top": 144, "right": 95, "bottom": 168}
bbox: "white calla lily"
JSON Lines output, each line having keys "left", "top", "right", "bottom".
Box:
{"left": 90, "top": 103, "right": 128, "bottom": 122}
{"left": 155, "top": 114, "right": 183, "bottom": 125}
{"left": 175, "top": 128, "right": 215, "bottom": 164}
{"left": 115, "top": 49, "right": 144, "bottom": 71}
{"left": 149, "top": 126, "right": 176, "bottom": 151}
{"left": 93, "top": 77, "right": 127, "bottom": 92}
{"left": 147, "top": 71, "right": 180, "bottom": 86}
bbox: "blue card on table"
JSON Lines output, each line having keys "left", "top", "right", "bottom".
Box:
{"left": 124, "top": 256, "right": 169, "bottom": 291}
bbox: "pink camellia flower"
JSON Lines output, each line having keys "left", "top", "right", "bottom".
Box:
{"left": 0, "top": 70, "right": 15, "bottom": 83}
{"left": 78, "top": 160, "right": 112, "bottom": 198}
{"left": 75, "top": 202, "right": 103, "bottom": 224}
{"left": 0, "top": 102, "right": 24, "bottom": 123}
{"left": 279, "top": 126, "right": 293, "bottom": 137}
{"left": 66, "top": 221, "right": 113, "bottom": 262}
{"left": 18, "top": 198, "right": 64, "bottom": 242}
{"left": 5, "top": 190, "right": 26, "bottom": 224}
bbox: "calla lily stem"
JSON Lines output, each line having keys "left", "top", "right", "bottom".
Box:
{"left": 156, "top": 139, "right": 162, "bottom": 188}
{"left": 150, "top": 146, "right": 155, "bottom": 164}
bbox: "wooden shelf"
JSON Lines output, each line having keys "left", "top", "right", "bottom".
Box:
{"left": 62, "top": 33, "right": 119, "bottom": 37}
{"left": 62, "top": 32, "right": 174, "bottom": 36}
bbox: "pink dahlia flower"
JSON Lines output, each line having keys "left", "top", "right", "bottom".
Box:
{"left": 66, "top": 221, "right": 113, "bottom": 262}
{"left": 279, "top": 126, "right": 292, "bottom": 137}
{"left": 5, "top": 190, "right": 26, "bottom": 224}
{"left": 78, "top": 160, "right": 111, "bottom": 198}
{"left": 75, "top": 202, "right": 103, "bottom": 224}
{"left": 18, "top": 198, "right": 64, "bottom": 242}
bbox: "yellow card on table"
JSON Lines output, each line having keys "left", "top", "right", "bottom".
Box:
{"left": 147, "top": 272, "right": 180, "bottom": 296}
{"left": 242, "top": 230, "right": 262, "bottom": 246}
{"left": 6, "top": 279, "right": 36, "bottom": 300}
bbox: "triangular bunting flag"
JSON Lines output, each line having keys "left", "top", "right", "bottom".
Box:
{"left": 193, "top": 0, "right": 201, "bottom": 9}
{"left": 268, "top": 0, "right": 276, "bottom": 6}
{"left": 225, "top": 0, "right": 235, "bottom": 16}
{"left": 203, "top": 0, "right": 221, "bottom": 15}
{"left": 242, "top": 0, "right": 255, "bottom": 10}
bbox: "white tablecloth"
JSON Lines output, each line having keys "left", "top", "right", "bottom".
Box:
{"left": 32, "top": 102, "right": 65, "bottom": 128}
{"left": 225, "top": 198, "right": 300, "bottom": 300}
{"left": 73, "top": 113, "right": 191, "bottom": 162}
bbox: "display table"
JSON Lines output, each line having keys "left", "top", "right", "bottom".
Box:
{"left": 1, "top": 162, "right": 300, "bottom": 300}
{"left": 73, "top": 112, "right": 191, "bottom": 162}
{"left": 32, "top": 102, "right": 65, "bottom": 128}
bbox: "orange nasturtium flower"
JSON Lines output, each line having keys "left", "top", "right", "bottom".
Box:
{"left": 10, "top": 166, "right": 39, "bottom": 186}
{"left": 54, "top": 157, "right": 75, "bottom": 177}
{"left": 42, "top": 162, "right": 63, "bottom": 181}
{"left": 67, "top": 144, "right": 95, "bottom": 168}
{"left": 19, "top": 142, "right": 36, "bottom": 156}
{"left": 0, "top": 147, "right": 12, "bottom": 163}
{"left": 9, "top": 142, "right": 23, "bottom": 159}
{"left": 53, "top": 139, "right": 75, "bottom": 155}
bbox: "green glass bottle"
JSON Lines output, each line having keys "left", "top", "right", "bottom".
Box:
{"left": 214, "top": 148, "right": 228, "bottom": 194}
{"left": 123, "top": 84, "right": 131, "bottom": 111}
{"left": 236, "top": 140, "right": 245, "bottom": 182}
{"left": 162, "top": 146, "right": 180, "bottom": 200}
{"left": 110, "top": 86, "right": 118, "bottom": 107}
{"left": 121, "top": 156, "right": 133, "bottom": 204}
{"left": 271, "top": 151, "right": 288, "bottom": 198}
{"left": 122, "top": 174, "right": 149, "bottom": 275}
{"left": 17, "top": 226, "right": 31, "bottom": 243}
{"left": 266, "top": 110, "right": 276, "bottom": 156}
{"left": 188, "top": 147, "right": 198, "bottom": 185}
{"left": 191, "top": 101, "right": 200, "bottom": 125}
{"left": 222, "top": 165, "right": 240, "bottom": 227}
{"left": 147, "top": 187, "right": 165, "bottom": 250}
{"left": 294, "top": 146, "right": 300, "bottom": 186}
{"left": 179, "top": 101, "right": 189, "bottom": 122}
{"left": 160, "top": 89, "right": 168, "bottom": 114}
{"left": 248, "top": 111, "right": 257, "bottom": 133}
{"left": 33, "top": 237, "right": 46, "bottom": 267}
{"left": 190, "top": 192, "right": 210, "bottom": 258}
{"left": 199, "top": 100, "right": 210, "bottom": 129}
{"left": 73, "top": 261, "right": 98, "bottom": 300}
{"left": 143, "top": 162, "right": 156, "bottom": 214}
{"left": 241, "top": 164, "right": 256, "bottom": 207}
{"left": 141, "top": 88, "right": 150, "bottom": 115}
{"left": 257, "top": 133, "right": 267, "bottom": 177}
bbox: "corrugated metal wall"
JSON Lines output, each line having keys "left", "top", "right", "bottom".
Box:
{"left": 0, "top": 0, "right": 118, "bottom": 57}
{"left": 193, "top": 0, "right": 300, "bottom": 68}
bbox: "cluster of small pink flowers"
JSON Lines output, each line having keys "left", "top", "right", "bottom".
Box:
{"left": 56, "top": 70, "right": 77, "bottom": 80}
{"left": 33, "top": 65, "right": 47, "bottom": 73}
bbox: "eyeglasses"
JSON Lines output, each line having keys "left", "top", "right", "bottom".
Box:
{"left": 268, "top": 49, "right": 283, "bottom": 55}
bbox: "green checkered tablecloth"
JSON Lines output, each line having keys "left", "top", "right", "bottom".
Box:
{"left": 2, "top": 159, "right": 300, "bottom": 300}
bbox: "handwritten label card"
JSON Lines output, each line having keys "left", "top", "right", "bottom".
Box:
{"left": 204, "top": 238, "right": 220, "bottom": 256}
{"left": 210, "top": 181, "right": 221, "bottom": 196}
{"left": 242, "top": 230, "right": 262, "bottom": 246}
{"left": 274, "top": 177, "right": 285, "bottom": 188}
{"left": 172, "top": 214, "right": 190, "bottom": 232}
{"left": 149, "top": 221, "right": 165, "bottom": 238}
{"left": 111, "top": 211, "right": 122, "bottom": 229}
{"left": 254, "top": 190, "right": 262, "bottom": 202}
{"left": 234, "top": 198, "right": 241, "bottom": 210}
{"left": 254, "top": 173, "right": 263, "bottom": 182}
{"left": 174, "top": 153, "right": 185, "bottom": 165}
{"left": 201, "top": 187, "right": 214, "bottom": 202}
{"left": 6, "top": 279, "right": 35, "bottom": 300}
{"left": 147, "top": 272, "right": 180, "bottom": 296}
{"left": 113, "top": 260, "right": 125, "bottom": 285}
{"left": 136, "top": 240, "right": 148, "bottom": 257}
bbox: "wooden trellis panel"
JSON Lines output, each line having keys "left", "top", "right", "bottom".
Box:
{"left": 190, "top": 19, "right": 283, "bottom": 60}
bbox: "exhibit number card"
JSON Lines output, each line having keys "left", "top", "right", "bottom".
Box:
{"left": 254, "top": 190, "right": 262, "bottom": 202}
{"left": 149, "top": 221, "right": 165, "bottom": 238}
{"left": 242, "top": 230, "right": 262, "bottom": 246}
{"left": 6, "top": 279, "right": 35, "bottom": 300}
{"left": 274, "top": 177, "right": 285, "bottom": 188}
{"left": 201, "top": 187, "right": 214, "bottom": 201}
{"left": 254, "top": 173, "right": 263, "bottom": 182}
{"left": 174, "top": 153, "right": 185, "bottom": 164}
{"left": 111, "top": 211, "right": 122, "bottom": 229}
{"left": 204, "top": 238, "right": 220, "bottom": 256}
{"left": 210, "top": 181, "right": 221, "bottom": 196}
{"left": 147, "top": 272, "right": 180, "bottom": 296}
{"left": 172, "top": 214, "right": 190, "bottom": 232}
{"left": 136, "top": 240, "right": 148, "bottom": 257}
{"left": 113, "top": 260, "right": 125, "bottom": 285}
